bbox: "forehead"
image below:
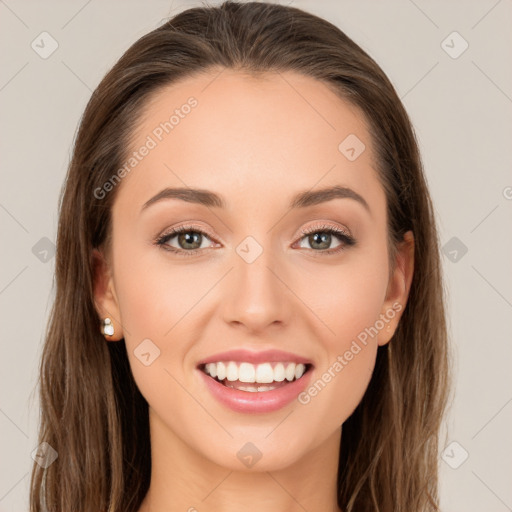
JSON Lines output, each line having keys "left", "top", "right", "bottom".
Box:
{"left": 115, "top": 68, "right": 385, "bottom": 220}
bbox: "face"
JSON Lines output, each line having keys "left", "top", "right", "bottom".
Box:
{"left": 93, "top": 69, "right": 413, "bottom": 471}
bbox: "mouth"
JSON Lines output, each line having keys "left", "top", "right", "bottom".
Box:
{"left": 198, "top": 361, "right": 314, "bottom": 393}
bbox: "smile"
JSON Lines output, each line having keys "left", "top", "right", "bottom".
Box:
{"left": 197, "top": 360, "right": 314, "bottom": 413}
{"left": 200, "top": 361, "right": 310, "bottom": 392}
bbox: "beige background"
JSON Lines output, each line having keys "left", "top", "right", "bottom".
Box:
{"left": 1, "top": 1, "right": 511, "bottom": 510}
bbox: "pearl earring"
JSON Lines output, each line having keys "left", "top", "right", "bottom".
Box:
{"left": 102, "top": 317, "right": 115, "bottom": 337}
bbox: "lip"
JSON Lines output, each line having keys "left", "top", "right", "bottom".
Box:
{"left": 196, "top": 348, "right": 313, "bottom": 366}
{"left": 198, "top": 364, "right": 314, "bottom": 413}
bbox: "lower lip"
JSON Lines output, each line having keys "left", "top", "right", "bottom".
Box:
{"left": 198, "top": 367, "right": 314, "bottom": 414}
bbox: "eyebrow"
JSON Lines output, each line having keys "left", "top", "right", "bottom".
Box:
{"left": 141, "top": 185, "right": 370, "bottom": 214}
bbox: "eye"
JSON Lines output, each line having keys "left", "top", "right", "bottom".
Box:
{"left": 294, "top": 223, "right": 356, "bottom": 255}
{"left": 155, "top": 222, "right": 356, "bottom": 257}
{"left": 155, "top": 224, "right": 218, "bottom": 257}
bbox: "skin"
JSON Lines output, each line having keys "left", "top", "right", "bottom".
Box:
{"left": 93, "top": 69, "right": 414, "bottom": 512}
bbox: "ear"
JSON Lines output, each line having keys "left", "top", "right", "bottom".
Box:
{"left": 377, "top": 230, "right": 415, "bottom": 346}
{"left": 92, "top": 248, "right": 124, "bottom": 341}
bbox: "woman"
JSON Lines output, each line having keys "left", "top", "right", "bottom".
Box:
{"left": 30, "top": 2, "right": 451, "bottom": 511}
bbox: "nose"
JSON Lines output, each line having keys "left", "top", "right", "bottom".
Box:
{"left": 221, "top": 241, "right": 293, "bottom": 334}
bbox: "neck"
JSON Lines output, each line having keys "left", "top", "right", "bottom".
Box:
{"left": 138, "top": 408, "right": 342, "bottom": 512}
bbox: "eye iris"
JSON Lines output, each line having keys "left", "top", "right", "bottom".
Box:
{"left": 179, "top": 231, "right": 202, "bottom": 250}
{"left": 309, "top": 232, "right": 331, "bottom": 250}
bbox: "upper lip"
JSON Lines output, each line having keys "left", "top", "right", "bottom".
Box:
{"left": 196, "top": 349, "right": 313, "bottom": 367}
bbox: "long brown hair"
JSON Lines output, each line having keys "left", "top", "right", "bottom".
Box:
{"left": 30, "top": 2, "right": 451, "bottom": 511}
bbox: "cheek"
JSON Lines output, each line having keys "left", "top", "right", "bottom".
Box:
{"left": 113, "top": 239, "right": 191, "bottom": 340}
{"left": 298, "top": 248, "right": 389, "bottom": 352}
{"left": 295, "top": 272, "right": 384, "bottom": 428}
{"left": 327, "top": 272, "right": 387, "bottom": 349}
{"left": 291, "top": 247, "right": 388, "bottom": 421}
{"left": 111, "top": 239, "right": 219, "bottom": 397}
{"left": 110, "top": 240, "right": 181, "bottom": 380}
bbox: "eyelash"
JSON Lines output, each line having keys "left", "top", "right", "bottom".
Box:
{"left": 154, "top": 223, "right": 356, "bottom": 257}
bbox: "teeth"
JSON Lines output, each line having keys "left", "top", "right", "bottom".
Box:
{"left": 239, "top": 362, "right": 256, "bottom": 383}
{"left": 285, "top": 363, "right": 295, "bottom": 381}
{"left": 226, "top": 361, "right": 238, "bottom": 381}
{"left": 274, "top": 363, "right": 285, "bottom": 382}
{"left": 203, "top": 361, "right": 307, "bottom": 383}
{"left": 207, "top": 362, "right": 217, "bottom": 378}
{"left": 256, "top": 385, "right": 275, "bottom": 392}
{"left": 216, "top": 362, "right": 226, "bottom": 381}
{"left": 294, "top": 364, "right": 305, "bottom": 379}
{"left": 256, "top": 363, "right": 274, "bottom": 383}
{"left": 225, "top": 383, "right": 279, "bottom": 392}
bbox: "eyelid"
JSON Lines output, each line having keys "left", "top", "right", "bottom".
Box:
{"left": 295, "top": 221, "right": 353, "bottom": 240}
{"left": 156, "top": 222, "right": 217, "bottom": 241}
{"left": 292, "top": 221, "right": 356, "bottom": 254}
{"left": 155, "top": 221, "right": 355, "bottom": 256}
{"left": 154, "top": 222, "right": 226, "bottom": 260}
